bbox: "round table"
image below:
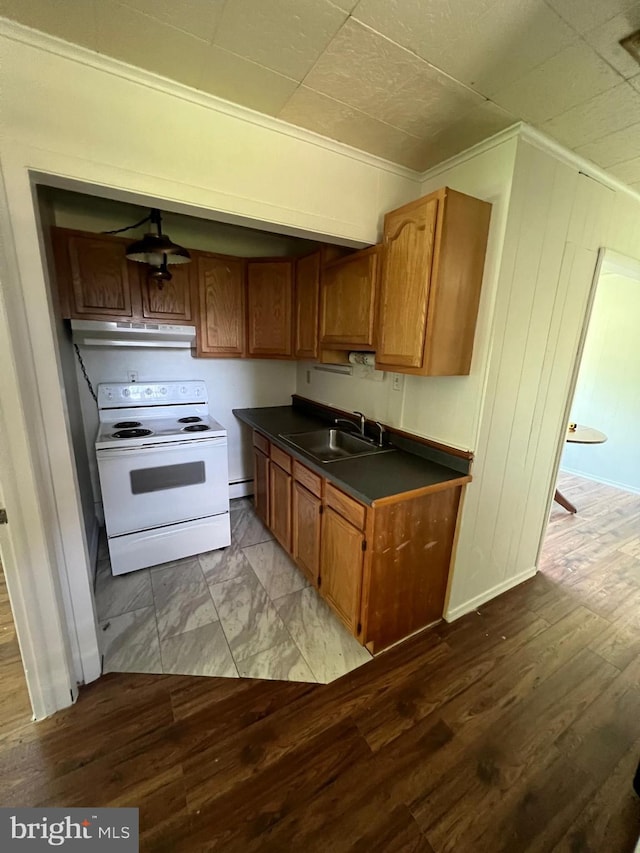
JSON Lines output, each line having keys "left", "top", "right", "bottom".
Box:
{"left": 554, "top": 424, "right": 607, "bottom": 513}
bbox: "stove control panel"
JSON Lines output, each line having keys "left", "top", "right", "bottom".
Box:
{"left": 97, "top": 381, "right": 207, "bottom": 408}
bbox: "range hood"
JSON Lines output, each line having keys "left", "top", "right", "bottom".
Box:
{"left": 70, "top": 320, "right": 195, "bottom": 349}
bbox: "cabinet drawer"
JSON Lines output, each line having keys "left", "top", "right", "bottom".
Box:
{"left": 270, "top": 444, "right": 292, "bottom": 474}
{"left": 293, "top": 460, "right": 322, "bottom": 498}
{"left": 325, "top": 482, "right": 366, "bottom": 530}
{"left": 253, "top": 431, "right": 269, "bottom": 454}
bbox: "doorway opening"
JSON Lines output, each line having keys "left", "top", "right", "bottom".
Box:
{"left": 540, "top": 250, "right": 640, "bottom": 633}
{"left": 34, "top": 182, "right": 372, "bottom": 691}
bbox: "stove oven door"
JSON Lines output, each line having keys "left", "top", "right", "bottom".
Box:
{"left": 97, "top": 437, "right": 229, "bottom": 537}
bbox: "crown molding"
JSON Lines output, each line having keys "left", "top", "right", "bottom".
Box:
{"left": 417, "top": 123, "right": 522, "bottom": 183}
{"left": 3, "top": 17, "right": 639, "bottom": 203}
{"left": 0, "top": 17, "right": 420, "bottom": 183}
{"left": 517, "top": 123, "right": 640, "bottom": 204}
{"left": 419, "top": 121, "right": 640, "bottom": 205}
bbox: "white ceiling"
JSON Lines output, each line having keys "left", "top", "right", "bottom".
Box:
{"left": 2, "top": 0, "right": 640, "bottom": 188}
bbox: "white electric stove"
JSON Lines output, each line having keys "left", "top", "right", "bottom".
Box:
{"left": 95, "top": 380, "right": 230, "bottom": 575}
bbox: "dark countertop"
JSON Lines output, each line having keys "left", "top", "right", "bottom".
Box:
{"left": 233, "top": 405, "right": 470, "bottom": 506}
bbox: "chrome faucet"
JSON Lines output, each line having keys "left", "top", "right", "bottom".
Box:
{"left": 334, "top": 410, "right": 367, "bottom": 437}
{"left": 373, "top": 421, "right": 386, "bottom": 447}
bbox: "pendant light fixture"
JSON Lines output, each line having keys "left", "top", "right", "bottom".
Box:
{"left": 124, "top": 209, "right": 190, "bottom": 286}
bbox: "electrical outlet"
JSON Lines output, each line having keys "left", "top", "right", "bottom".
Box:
{"left": 127, "top": 370, "right": 138, "bottom": 383}
{"left": 306, "top": 370, "right": 311, "bottom": 385}
{"left": 392, "top": 373, "right": 403, "bottom": 392}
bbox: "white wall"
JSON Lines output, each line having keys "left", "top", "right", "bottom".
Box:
{"left": 404, "top": 137, "right": 518, "bottom": 450}
{"left": 445, "top": 136, "right": 640, "bottom": 619}
{"left": 76, "top": 348, "right": 297, "bottom": 511}
{"left": 0, "top": 23, "right": 419, "bottom": 713}
{"left": 562, "top": 269, "right": 640, "bottom": 493}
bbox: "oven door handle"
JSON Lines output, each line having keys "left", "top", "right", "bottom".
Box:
{"left": 96, "top": 437, "right": 226, "bottom": 458}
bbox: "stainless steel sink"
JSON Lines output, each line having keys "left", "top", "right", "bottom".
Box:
{"left": 279, "top": 428, "right": 395, "bottom": 463}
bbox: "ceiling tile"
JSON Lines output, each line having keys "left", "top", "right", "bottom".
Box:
{"left": 117, "top": 0, "right": 226, "bottom": 42}
{"left": 382, "top": 68, "right": 488, "bottom": 139}
{"left": 213, "top": 0, "right": 348, "bottom": 81}
{"left": 492, "top": 41, "right": 623, "bottom": 123}
{"left": 328, "top": 0, "right": 359, "bottom": 10}
{"left": 576, "top": 122, "right": 640, "bottom": 167}
{"left": 582, "top": 3, "right": 640, "bottom": 79}
{"left": 541, "top": 82, "right": 640, "bottom": 148}
{"left": 609, "top": 155, "right": 640, "bottom": 183}
{"left": 198, "top": 46, "right": 299, "bottom": 115}
{"left": 278, "top": 86, "right": 430, "bottom": 170}
{"left": 0, "top": 0, "right": 98, "bottom": 49}
{"left": 545, "top": 0, "right": 638, "bottom": 33}
{"left": 433, "top": 0, "right": 579, "bottom": 96}
{"left": 416, "top": 100, "right": 518, "bottom": 169}
{"left": 352, "top": 0, "right": 496, "bottom": 71}
{"left": 96, "top": 1, "right": 208, "bottom": 88}
{"left": 303, "top": 18, "right": 485, "bottom": 136}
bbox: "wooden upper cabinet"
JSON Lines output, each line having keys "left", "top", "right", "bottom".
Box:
{"left": 140, "top": 262, "right": 194, "bottom": 323}
{"left": 294, "top": 251, "right": 321, "bottom": 360}
{"left": 376, "top": 195, "right": 438, "bottom": 369}
{"left": 247, "top": 259, "right": 294, "bottom": 358}
{"left": 54, "top": 230, "right": 136, "bottom": 320}
{"left": 320, "top": 245, "right": 379, "bottom": 349}
{"left": 376, "top": 187, "right": 492, "bottom": 376}
{"left": 196, "top": 253, "right": 246, "bottom": 357}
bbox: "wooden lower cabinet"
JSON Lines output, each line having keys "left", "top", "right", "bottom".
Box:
{"left": 251, "top": 429, "right": 467, "bottom": 654}
{"left": 292, "top": 482, "right": 322, "bottom": 587}
{"left": 269, "top": 461, "right": 292, "bottom": 552}
{"left": 253, "top": 448, "right": 269, "bottom": 526}
{"left": 320, "top": 507, "right": 364, "bottom": 636}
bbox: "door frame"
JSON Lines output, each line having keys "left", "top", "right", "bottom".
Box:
{"left": 0, "top": 173, "right": 79, "bottom": 718}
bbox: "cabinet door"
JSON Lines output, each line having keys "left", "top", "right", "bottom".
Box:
{"left": 64, "top": 233, "right": 135, "bottom": 319}
{"left": 247, "top": 260, "right": 294, "bottom": 357}
{"left": 141, "top": 262, "right": 194, "bottom": 323}
{"left": 320, "top": 248, "right": 378, "bottom": 348}
{"left": 253, "top": 448, "right": 270, "bottom": 526}
{"left": 269, "top": 460, "right": 292, "bottom": 552}
{"left": 292, "top": 482, "right": 321, "bottom": 586}
{"left": 197, "top": 254, "right": 245, "bottom": 357}
{"left": 320, "top": 507, "right": 364, "bottom": 634}
{"left": 294, "top": 251, "right": 320, "bottom": 359}
{"left": 376, "top": 195, "right": 439, "bottom": 369}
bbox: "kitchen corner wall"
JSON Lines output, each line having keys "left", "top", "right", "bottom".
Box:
{"left": 296, "top": 136, "right": 518, "bottom": 449}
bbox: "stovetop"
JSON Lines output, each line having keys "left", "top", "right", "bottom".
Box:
{"left": 95, "top": 414, "right": 226, "bottom": 449}
{"left": 95, "top": 381, "right": 226, "bottom": 450}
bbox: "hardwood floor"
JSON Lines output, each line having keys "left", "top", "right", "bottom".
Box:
{"left": 0, "top": 473, "right": 639, "bottom": 851}
{"left": 0, "top": 564, "right": 31, "bottom": 733}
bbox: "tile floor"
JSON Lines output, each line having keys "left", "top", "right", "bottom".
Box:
{"left": 96, "top": 498, "right": 372, "bottom": 683}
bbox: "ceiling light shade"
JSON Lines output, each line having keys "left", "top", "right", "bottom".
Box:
{"left": 125, "top": 209, "right": 191, "bottom": 266}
